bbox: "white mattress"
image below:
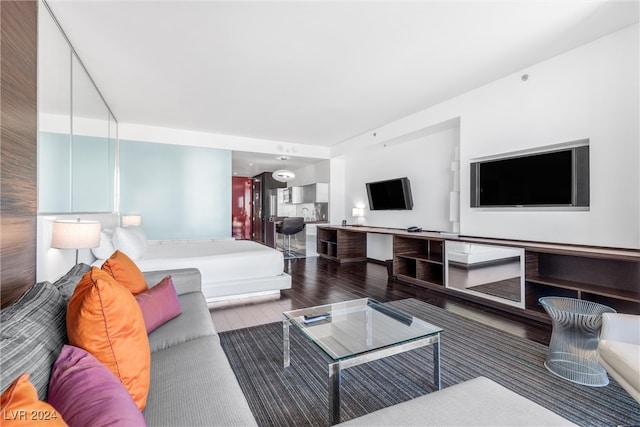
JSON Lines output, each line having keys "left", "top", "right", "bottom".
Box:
{"left": 95, "top": 239, "right": 289, "bottom": 300}
{"left": 136, "top": 239, "right": 284, "bottom": 280}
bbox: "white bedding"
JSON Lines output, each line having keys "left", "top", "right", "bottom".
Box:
{"left": 138, "top": 240, "right": 284, "bottom": 280}
{"left": 95, "top": 239, "right": 290, "bottom": 301}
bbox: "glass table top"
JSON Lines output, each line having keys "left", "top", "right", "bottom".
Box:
{"left": 283, "top": 298, "right": 443, "bottom": 360}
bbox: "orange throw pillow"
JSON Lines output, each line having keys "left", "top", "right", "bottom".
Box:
{"left": 66, "top": 267, "right": 150, "bottom": 410}
{"left": 0, "top": 374, "right": 67, "bottom": 426}
{"left": 101, "top": 250, "right": 148, "bottom": 294}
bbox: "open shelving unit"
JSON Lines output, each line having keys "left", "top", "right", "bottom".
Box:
{"left": 393, "top": 236, "right": 444, "bottom": 286}
{"left": 524, "top": 249, "right": 640, "bottom": 316}
{"left": 317, "top": 225, "right": 640, "bottom": 320}
{"left": 317, "top": 227, "right": 367, "bottom": 263}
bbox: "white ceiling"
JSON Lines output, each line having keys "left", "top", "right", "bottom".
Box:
{"left": 46, "top": 0, "right": 639, "bottom": 176}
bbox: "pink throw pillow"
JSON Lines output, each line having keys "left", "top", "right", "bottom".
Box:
{"left": 47, "top": 345, "right": 146, "bottom": 427}
{"left": 135, "top": 276, "right": 182, "bottom": 334}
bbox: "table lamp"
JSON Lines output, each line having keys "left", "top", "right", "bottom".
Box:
{"left": 51, "top": 219, "right": 101, "bottom": 264}
{"left": 352, "top": 207, "right": 364, "bottom": 226}
{"left": 122, "top": 215, "right": 142, "bottom": 227}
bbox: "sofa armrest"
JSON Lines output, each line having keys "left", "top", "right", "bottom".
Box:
{"left": 143, "top": 268, "right": 202, "bottom": 296}
{"left": 601, "top": 313, "right": 640, "bottom": 345}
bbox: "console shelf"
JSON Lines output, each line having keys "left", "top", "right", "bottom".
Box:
{"left": 317, "top": 227, "right": 367, "bottom": 263}
{"left": 524, "top": 249, "right": 640, "bottom": 315}
{"left": 317, "top": 226, "right": 640, "bottom": 319}
{"left": 393, "top": 235, "right": 444, "bottom": 287}
{"left": 527, "top": 276, "right": 640, "bottom": 302}
{"left": 396, "top": 252, "right": 443, "bottom": 264}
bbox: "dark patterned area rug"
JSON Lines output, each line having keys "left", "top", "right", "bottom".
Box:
{"left": 219, "top": 298, "right": 640, "bottom": 426}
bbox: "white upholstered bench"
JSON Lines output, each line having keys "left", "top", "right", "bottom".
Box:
{"left": 338, "top": 376, "right": 576, "bottom": 426}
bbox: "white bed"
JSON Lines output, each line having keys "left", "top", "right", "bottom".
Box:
{"left": 37, "top": 215, "right": 291, "bottom": 302}
{"left": 88, "top": 224, "right": 290, "bottom": 302}
{"left": 127, "top": 239, "right": 291, "bottom": 302}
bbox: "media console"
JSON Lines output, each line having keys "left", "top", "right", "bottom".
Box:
{"left": 317, "top": 225, "right": 640, "bottom": 322}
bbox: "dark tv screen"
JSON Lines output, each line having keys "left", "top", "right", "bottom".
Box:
{"left": 366, "top": 177, "right": 413, "bottom": 210}
{"left": 478, "top": 150, "right": 573, "bottom": 206}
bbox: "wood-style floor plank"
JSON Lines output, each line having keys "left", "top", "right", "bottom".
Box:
{"left": 210, "top": 257, "right": 552, "bottom": 345}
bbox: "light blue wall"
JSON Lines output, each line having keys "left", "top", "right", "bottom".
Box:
{"left": 38, "top": 132, "right": 71, "bottom": 212}
{"left": 120, "top": 140, "right": 232, "bottom": 240}
{"left": 72, "top": 135, "right": 115, "bottom": 212}
{"left": 38, "top": 132, "right": 115, "bottom": 213}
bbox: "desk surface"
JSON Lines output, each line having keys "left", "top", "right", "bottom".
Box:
{"left": 317, "top": 225, "right": 640, "bottom": 260}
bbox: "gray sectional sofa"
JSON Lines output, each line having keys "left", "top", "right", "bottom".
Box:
{"left": 141, "top": 268, "right": 256, "bottom": 426}
{"left": 2, "top": 263, "right": 576, "bottom": 427}
{"left": 0, "top": 264, "right": 256, "bottom": 426}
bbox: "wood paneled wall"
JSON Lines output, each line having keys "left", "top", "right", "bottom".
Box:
{"left": 1, "top": 1, "right": 38, "bottom": 308}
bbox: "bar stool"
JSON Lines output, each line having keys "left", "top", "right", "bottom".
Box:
{"left": 276, "top": 217, "right": 305, "bottom": 258}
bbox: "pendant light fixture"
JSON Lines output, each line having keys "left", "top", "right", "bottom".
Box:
{"left": 272, "top": 156, "right": 295, "bottom": 182}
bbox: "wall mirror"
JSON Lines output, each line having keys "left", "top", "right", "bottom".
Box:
{"left": 38, "top": 2, "right": 116, "bottom": 214}
{"left": 445, "top": 241, "right": 525, "bottom": 309}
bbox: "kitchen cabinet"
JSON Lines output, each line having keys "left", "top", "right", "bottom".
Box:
{"left": 282, "top": 187, "right": 303, "bottom": 204}
{"left": 302, "top": 183, "right": 328, "bottom": 203}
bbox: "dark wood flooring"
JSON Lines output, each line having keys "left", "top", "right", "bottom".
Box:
{"left": 210, "top": 257, "right": 552, "bottom": 345}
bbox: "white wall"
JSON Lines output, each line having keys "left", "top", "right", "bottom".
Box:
{"left": 329, "top": 156, "right": 346, "bottom": 225}
{"left": 288, "top": 160, "right": 330, "bottom": 186}
{"left": 343, "top": 127, "right": 459, "bottom": 231}
{"left": 459, "top": 24, "right": 639, "bottom": 248}
{"left": 332, "top": 24, "right": 640, "bottom": 250}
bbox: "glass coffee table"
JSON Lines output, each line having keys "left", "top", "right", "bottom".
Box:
{"left": 283, "top": 298, "right": 443, "bottom": 425}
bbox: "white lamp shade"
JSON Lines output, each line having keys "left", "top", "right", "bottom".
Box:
{"left": 352, "top": 207, "right": 364, "bottom": 218}
{"left": 122, "top": 215, "right": 142, "bottom": 227}
{"left": 51, "top": 220, "right": 101, "bottom": 249}
{"left": 272, "top": 169, "right": 295, "bottom": 182}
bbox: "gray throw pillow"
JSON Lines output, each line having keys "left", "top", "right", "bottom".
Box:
{"left": 53, "top": 263, "right": 91, "bottom": 301}
{"left": 0, "top": 282, "right": 67, "bottom": 400}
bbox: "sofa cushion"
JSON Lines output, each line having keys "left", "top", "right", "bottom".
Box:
{"left": 143, "top": 268, "right": 202, "bottom": 296}
{"left": 148, "top": 292, "right": 216, "bottom": 353}
{"left": 0, "top": 282, "right": 67, "bottom": 400}
{"left": 101, "top": 250, "right": 148, "bottom": 294}
{"left": 48, "top": 345, "right": 146, "bottom": 427}
{"left": 0, "top": 374, "right": 67, "bottom": 426}
{"left": 52, "top": 263, "right": 92, "bottom": 301}
{"left": 144, "top": 335, "right": 257, "bottom": 426}
{"left": 337, "top": 376, "right": 575, "bottom": 426}
{"left": 598, "top": 340, "right": 640, "bottom": 394}
{"left": 66, "top": 267, "right": 150, "bottom": 410}
{"left": 135, "top": 276, "right": 182, "bottom": 334}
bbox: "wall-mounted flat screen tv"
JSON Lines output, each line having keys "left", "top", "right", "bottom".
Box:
{"left": 470, "top": 144, "right": 589, "bottom": 208}
{"left": 366, "top": 177, "right": 414, "bottom": 210}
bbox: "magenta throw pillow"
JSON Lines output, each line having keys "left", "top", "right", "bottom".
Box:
{"left": 135, "top": 276, "right": 182, "bottom": 334}
{"left": 48, "top": 345, "right": 146, "bottom": 427}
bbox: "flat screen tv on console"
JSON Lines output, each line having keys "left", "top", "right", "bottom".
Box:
{"left": 366, "top": 177, "right": 414, "bottom": 210}
{"left": 470, "top": 143, "right": 589, "bottom": 208}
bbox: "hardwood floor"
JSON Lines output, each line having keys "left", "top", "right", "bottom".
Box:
{"left": 210, "top": 257, "right": 552, "bottom": 345}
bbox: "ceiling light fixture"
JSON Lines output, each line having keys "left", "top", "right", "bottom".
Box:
{"left": 272, "top": 156, "right": 295, "bottom": 182}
